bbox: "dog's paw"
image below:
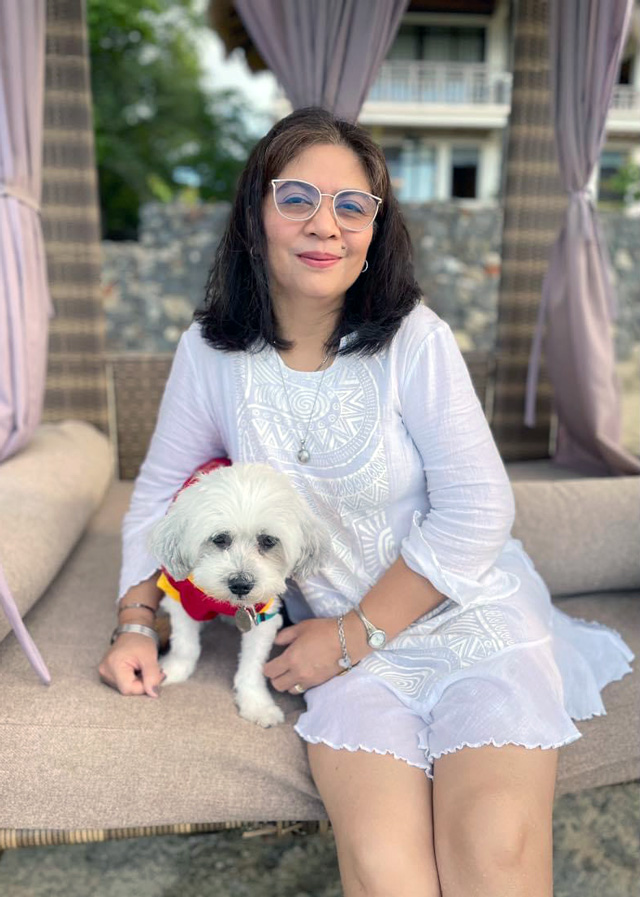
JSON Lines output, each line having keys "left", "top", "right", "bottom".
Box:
{"left": 236, "top": 696, "right": 285, "bottom": 728}
{"left": 160, "top": 655, "right": 197, "bottom": 684}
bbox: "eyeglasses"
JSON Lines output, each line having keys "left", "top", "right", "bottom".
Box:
{"left": 271, "top": 179, "right": 382, "bottom": 232}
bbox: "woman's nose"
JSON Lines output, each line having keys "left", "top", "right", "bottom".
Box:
{"left": 304, "top": 195, "right": 341, "bottom": 238}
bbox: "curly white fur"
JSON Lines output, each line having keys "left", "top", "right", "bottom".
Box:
{"left": 148, "top": 463, "right": 331, "bottom": 727}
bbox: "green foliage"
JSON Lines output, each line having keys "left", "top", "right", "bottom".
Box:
{"left": 599, "top": 161, "right": 640, "bottom": 209}
{"left": 88, "top": 0, "right": 257, "bottom": 239}
{"left": 611, "top": 161, "right": 640, "bottom": 204}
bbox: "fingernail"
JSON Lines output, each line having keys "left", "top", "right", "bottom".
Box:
{"left": 150, "top": 689, "right": 159, "bottom": 697}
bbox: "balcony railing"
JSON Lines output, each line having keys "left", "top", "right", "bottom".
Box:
{"left": 611, "top": 84, "right": 640, "bottom": 111}
{"left": 367, "top": 62, "right": 512, "bottom": 106}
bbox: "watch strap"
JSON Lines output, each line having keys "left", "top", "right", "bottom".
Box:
{"left": 353, "top": 604, "right": 386, "bottom": 645}
{"left": 354, "top": 604, "right": 376, "bottom": 638}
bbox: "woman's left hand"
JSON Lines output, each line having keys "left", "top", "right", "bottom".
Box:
{"left": 264, "top": 618, "right": 343, "bottom": 694}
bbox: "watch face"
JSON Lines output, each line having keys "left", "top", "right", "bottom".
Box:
{"left": 369, "top": 630, "right": 386, "bottom": 648}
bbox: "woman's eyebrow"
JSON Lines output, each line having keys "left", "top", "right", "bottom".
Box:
{"left": 281, "top": 178, "right": 372, "bottom": 193}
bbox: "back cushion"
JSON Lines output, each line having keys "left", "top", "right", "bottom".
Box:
{"left": 511, "top": 477, "right": 640, "bottom": 597}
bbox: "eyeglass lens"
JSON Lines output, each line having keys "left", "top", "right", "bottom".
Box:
{"left": 273, "top": 180, "right": 378, "bottom": 230}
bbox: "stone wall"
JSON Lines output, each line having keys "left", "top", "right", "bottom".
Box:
{"left": 101, "top": 201, "right": 640, "bottom": 360}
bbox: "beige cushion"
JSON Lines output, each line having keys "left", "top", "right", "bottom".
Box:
{"left": 0, "top": 480, "right": 637, "bottom": 831}
{"left": 509, "top": 475, "right": 640, "bottom": 597}
{"left": 0, "top": 420, "right": 114, "bottom": 645}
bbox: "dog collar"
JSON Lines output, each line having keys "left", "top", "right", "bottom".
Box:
{"left": 253, "top": 597, "right": 278, "bottom": 624}
{"left": 157, "top": 570, "right": 277, "bottom": 626}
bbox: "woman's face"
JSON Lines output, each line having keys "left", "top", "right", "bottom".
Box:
{"left": 262, "top": 143, "right": 376, "bottom": 309}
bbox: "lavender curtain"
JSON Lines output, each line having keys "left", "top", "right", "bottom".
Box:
{"left": 234, "top": 0, "right": 409, "bottom": 122}
{"left": 0, "top": 0, "right": 52, "bottom": 683}
{"left": 525, "top": 0, "right": 639, "bottom": 476}
{"left": 0, "top": 0, "right": 53, "bottom": 462}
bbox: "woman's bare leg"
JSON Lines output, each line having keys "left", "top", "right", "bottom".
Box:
{"left": 433, "top": 744, "right": 558, "bottom": 897}
{"left": 308, "top": 743, "right": 442, "bottom": 897}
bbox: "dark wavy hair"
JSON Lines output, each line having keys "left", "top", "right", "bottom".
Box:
{"left": 194, "top": 106, "right": 422, "bottom": 357}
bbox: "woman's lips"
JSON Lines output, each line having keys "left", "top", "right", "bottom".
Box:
{"left": 297, "top": 252, "right": 342, "bottom": 269}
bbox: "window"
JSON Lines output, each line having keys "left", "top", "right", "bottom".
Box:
{"left": 617, "top": 57, "right": 633, "bottom": 85}
{"left": 599, "top": 150, "right": 627, "bottom": 203}
{"left": 451, "top": 147, "right": 479, "bottom": 198}
{"left": 387, "top": 24, "right": 486, "bottom": 64}
{"left": 385, "top": 142, "right": 437, "bottom": 202}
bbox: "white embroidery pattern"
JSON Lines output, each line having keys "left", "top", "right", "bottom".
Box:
{"left": 234, "top": 347, "right": 394, "bottom": 610}
{"left": 359, "top": 602, "right": 518, "bottom": 703}
{"left": 231, "top": 343, "right": 547, "bottom": 711}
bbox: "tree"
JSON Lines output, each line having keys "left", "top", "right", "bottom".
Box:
{"left": 88, "top": 0, "right": 257, "bottom": 239}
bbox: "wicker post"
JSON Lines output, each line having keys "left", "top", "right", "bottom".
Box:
{"left": 491, "top": 0, "right": 563, "bottom": 460}
{"left": 41, "top": 0, "right": 109, "bottom": 436}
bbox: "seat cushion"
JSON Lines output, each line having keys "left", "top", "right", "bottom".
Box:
{"left": 508, "top": 465, "right": 640, "bottom": 596}
{"left": 0, "top": 480, "right": 637, "bottom": 831}
{"left": 0, "top": 421, "right": 113, "bottom": 646}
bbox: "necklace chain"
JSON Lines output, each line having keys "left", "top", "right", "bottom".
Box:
{"left": 275, "top": 347, "right": 333, "bottom": 464}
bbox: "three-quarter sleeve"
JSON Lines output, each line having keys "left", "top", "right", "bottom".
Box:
{"left": 117, "top": 327, "right": 227, "bottom": 602}
{"left": 399, "top": 321, "right": 521, "bottom": 607}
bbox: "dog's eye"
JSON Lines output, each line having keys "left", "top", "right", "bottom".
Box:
{"left": 258, "top": 535, "right": 279, "bottom": 551}
{"left": 209, "top": 533, "right": 231, "bottom": 549}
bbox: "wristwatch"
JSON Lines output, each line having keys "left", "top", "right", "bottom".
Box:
{"left": 353, "top": 604, "right": 387, "bottom": 649}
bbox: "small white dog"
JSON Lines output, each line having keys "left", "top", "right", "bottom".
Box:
{"left": 148, "top": 463, "right": 331, "bottom": 727}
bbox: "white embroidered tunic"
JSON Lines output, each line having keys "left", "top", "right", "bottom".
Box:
{"left": 119, "top": 303, "right": 634, "bottom": 776}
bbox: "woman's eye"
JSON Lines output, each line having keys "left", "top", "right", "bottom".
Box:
{"left": 337, "top": 199, "right": 365, "bottom": 213}
{"left": 282, "top": 195, "right": 312, "bottom": 205}
{"left": 210, "top": 533, "right": 231, "bottom": 549}
{"left": 258, "top": 535, "right": 279, "bottom": 550}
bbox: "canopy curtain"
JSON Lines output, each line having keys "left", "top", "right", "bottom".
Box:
{"left": 0, "top": 0, "right": 52, "bottom": 462}
{"left": 525, "top": 0, "right": 640, "bottom": 475}
{"left": 0, "top": 0, "right": 52, "bottom": 683}
{"left": 233, "top": 0, "right": 409, "bottom": 122}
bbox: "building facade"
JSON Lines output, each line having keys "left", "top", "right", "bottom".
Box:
{"left": 273, "top": 0, "right": 640, "bottom": 206}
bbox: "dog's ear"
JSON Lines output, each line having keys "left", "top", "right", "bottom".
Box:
{"left": 147, "top": 509, "right": 193, "bottom": 581}
{"left": 292, "top": 511, "right": 332, "bottom": 581}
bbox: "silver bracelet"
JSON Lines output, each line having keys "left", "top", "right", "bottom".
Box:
{"left": 117, "top": 601, "right": 157, "bottom": 616}
{"left": 110, "top": 623, "right": 159, "bottom": 648}
{"left": 336, "top": 615, "right": 353, "bottom": 671}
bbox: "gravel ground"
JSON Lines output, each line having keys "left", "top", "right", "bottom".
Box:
{"left": 0, "top": 781, "right": 637, "bottom": 897}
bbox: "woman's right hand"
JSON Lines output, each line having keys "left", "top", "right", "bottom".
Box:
{"left": 98, "top": 632, "right": 166, "bottom": 698}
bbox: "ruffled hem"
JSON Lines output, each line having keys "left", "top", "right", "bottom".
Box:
{"left": 549, "top": 605, "right": 635, "bottom": 720}
{"left": 419, "top": 733, "right": 582, "bottom": 781}
{"left": 118, "top": 562, "right": 162, "bottom": 604}
{"left": 293, "top": 725, "right": 430, "bottom": 773}
{"left": 294, "top": 723, "right": 583, "bottom": 782}
{"left": 293, "top": 602, "right": 635, "bottom": 780}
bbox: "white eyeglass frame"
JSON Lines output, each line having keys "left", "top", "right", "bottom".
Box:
{"left": 270, "top": 178, "right": 382, "bottom": 232}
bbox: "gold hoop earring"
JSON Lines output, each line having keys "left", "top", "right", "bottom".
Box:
{"left": 361, "top": 260, "right": 369, "bottom": 273}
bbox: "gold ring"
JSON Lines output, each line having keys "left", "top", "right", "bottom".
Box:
{"left": 292, "top": 683, "right": 305, "bottom": 694}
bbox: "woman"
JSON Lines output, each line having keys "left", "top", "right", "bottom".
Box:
{"left": 99, "top": 107, "right": 634, "bottom": 897}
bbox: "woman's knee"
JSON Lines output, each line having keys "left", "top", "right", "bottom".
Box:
{"left": 435, "top": 787, "right": 546, "bottom": 880}
{"left": 338, "top": 831, "right": 442, "bottom": 897}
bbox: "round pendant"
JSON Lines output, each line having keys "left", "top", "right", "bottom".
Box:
{"left": 234, "top": 607, "right": 253, "bottom": 633}
{"left": 297, "top": 447, "right": 311, "bottom": 464}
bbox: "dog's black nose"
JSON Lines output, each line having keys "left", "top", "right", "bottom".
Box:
{"left": 228, "top": 574, "right": 255, "bottom": 596}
